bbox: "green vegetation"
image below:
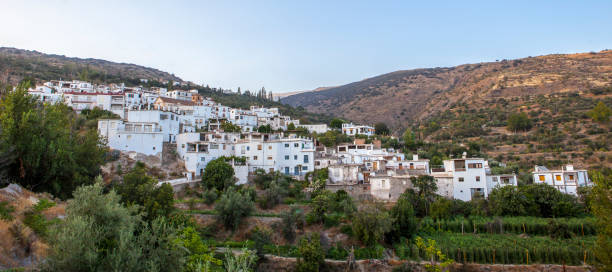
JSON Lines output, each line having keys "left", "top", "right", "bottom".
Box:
{"left": 23, "top": 198, "right": 57, "bottom": 237}
{"left": 0, "top": 201, "right": 15, "bottom": 221}
{"left": 296, "top": 233, "right": 325, "bottom": 272}
{"left": 588, "top": 101, "right": 612, "bottom": 123}
{"left": 43, "top": 181, "right": 189, "bottom": 271}
{"left": 590, "top": 170, "right": 612, "bottom": 270}
{"left": 214, "top": 187, "right": 255, "bottom": 231}
{"left": 488, "top": 184, "right": 584, "bottom": 217}
{"left": 352, "top": 204, "right": 393, "bottom": 246}
{"left": 374, "top": 122, "right": 390, "bottom": 135}
{"left": 116, "top": 163, "right": 175, "bottom": 221}
{"left": 507, "top": 112, "right": 532, "bottom": 132}
{"left": 202, "top": 157, "right": 235, "bottom": 191}
{"left": 0, "top": 82, "right": 105, "bottom": 199}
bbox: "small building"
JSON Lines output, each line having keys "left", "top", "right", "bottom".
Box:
{"left": 341, "top": 123, "right": 375, "bottom": 136}
{"left": 297, "top": 124, "right": 330, "bottom": 134}
{"left": 532, "top": 165, "right": 590, "bottom": 195}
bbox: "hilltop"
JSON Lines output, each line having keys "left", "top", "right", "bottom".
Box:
{"left": 281, "top": 50, "right": 612, "bottom": 130}
{"left": 0, "top": 47, "right": 183, "bottom": 86}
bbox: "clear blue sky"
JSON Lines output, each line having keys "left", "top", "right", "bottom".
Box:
{"left": 1, "top": 0, "right": 611, "bottom": 93}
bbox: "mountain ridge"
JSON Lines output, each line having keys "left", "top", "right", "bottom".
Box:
{"left": 281, "top": 50, "right": 612, "bottom": 130}
{"left": 0, "top": 47, "right": 183, "bottom": 86}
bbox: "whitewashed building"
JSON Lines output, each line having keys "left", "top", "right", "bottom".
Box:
{"left": 341, "top": 123, "right": 375, "bottom": 136}
{"left": 98, "top": 119, "right": 164, "bottom": 157}
{"left": 298, "top": 124, "right": 330, "bottom": 134}
{"left": 532, "top": 165, "right": 590, "bottom": 195}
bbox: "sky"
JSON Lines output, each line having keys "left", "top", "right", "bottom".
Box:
{"left": 1, "top": 0, "right": 612, "bottom": 93}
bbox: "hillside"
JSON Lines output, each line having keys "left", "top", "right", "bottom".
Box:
{"left": 0, "top": 47, "right": 183, "bottom": 86}
{"left": 282, "top": 50, "right": 612, "bottom": 130}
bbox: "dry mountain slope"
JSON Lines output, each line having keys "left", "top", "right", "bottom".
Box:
{"left": 0, "top": 47, "right": 183, "bottom": 86}
{"left": 281, "top": 50, "right": 612, "bottom": 129}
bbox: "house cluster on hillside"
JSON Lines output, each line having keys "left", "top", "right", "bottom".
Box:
{"left": 27, "top": 79, "right": 593, "bottom": 200}
{"left": 314, "top": 139, "right": 591, "bottom": 201}
{"left": 28, "top": 80, "right": 326, "bottom": 182}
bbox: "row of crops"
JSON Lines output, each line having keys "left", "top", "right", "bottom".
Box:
{"left": 395, "top": 233, "right": 596, "bottom": 265}
{"left": 419, "top": 216, "right": 596, "bottom": 236}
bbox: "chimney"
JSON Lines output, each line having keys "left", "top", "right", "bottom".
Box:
{"left": 462, "top": 152, "right": 467, "bottom": 159}
{"left": 413, "top": 154, "right": 419, "bottom": 161}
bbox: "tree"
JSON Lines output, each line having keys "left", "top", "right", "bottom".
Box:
{"left": 257, "top": 124, "right": 272, "bottom": 133}
{"left": 116, "top": 164, "right": 175, "bottom": 221}
{"left": 588, "top": 101, "right": 612, "bottom": 123}
{"left": 43, "top": 181, "right": 186, "bottom": 271}
{"left": 201, "top": 157, "right": 235, "bottom": 191}
{"left": 278, "top": 205, "right": 304, "bottom": 243}
{"left": 389, "top": 193, "right": 418, "bottom": 240}
{"left": 221, "top": 121, "right": 242, "bottom": 132}
{"left": 175, "top": 226, "right": 222, "bottom": 271}
{"left": 429, "top": 197, "right": 453, "bottom": 220}
{"left": 507, "top": 112, "right": 532, "bottom": 132}
{"left": 414, "top": 237, "right": 454, "bottom": 272}
{"left": 590, "top": 171, "right": 612, "bottom": 270}
{"left": 402, "top": 128, "right": 416, "bottom": 150}
{"left": 488, "top": 186, "right": 531, "bottom": 216}
{"left": 296, "top": 233, "right": 325, "bottom": 272}
{"left": 215, "top": 187, "right": 254, "bottom": 231}
{"left": 374, "top": 122, "right": 390, "bottom": 135}
{"left": 329, "top": 118, "right": 345, "bottom": 129}
{"left": 411, "top": 175, "right": 438, "bottom": 216}
{"left": 287, "top": 123, "right": 296, "bottom": 131}
{"left": 352, "top": 204, "right": 393, "bottom": 246}
{"left": 0, "top": 83, "right": 105, "bottom": 199}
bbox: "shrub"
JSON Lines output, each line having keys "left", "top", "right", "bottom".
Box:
{"left": 250, "top": 226, "right": 272, "bottom": 258}
{"left": 224, "top": 248, "right": 258, "bottom": 272}
{"left": 278, "top": 206, "right": 304, "bottom": 243}
{"left": 215, "top": 188, "right": 254, "bottom": 231}
{"left": 202, "top": 189, "right": 218, "bottom": 205}
{"left": 201, "top": 158, "right": 235, "bottom": 191}
{"left": 296, "top": 233, "right": 325, "bottom": 272}
{"left": 389, "top": 194, "right": 418, "bottom": 240}
{"left": 0, "top": 201, "right": 15, "bottom": 221}
{"left": 352, "top": 204, "right": 392, "bottom": 246}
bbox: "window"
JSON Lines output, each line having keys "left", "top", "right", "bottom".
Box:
{"left": 555, "top": 175, "right": 562, "bottom": 181}
{"left": 568, "top": 175, "right": 574, "bottom": 180}
{"left": 492, "top": 177, "right": 498, "bottom": 182}
{"left": 267, "top": 156, "right": 273, "bottom": 160}
{"left": 201, "top": 157, "right": 206, "bottom": 161}
{"left": 458, "top": 177, "right": 464, "bottom": 182}
{"left": 253, "top": 156, "right": 258, "bottom": 160}
{"left": 246, "top": 146, "right": 250, "bottom": 151}
{"left": 476, "top": 176, "right": 480, "bottom": 182}
{"left": 304, "top": 155, "right": 309, "bottom": 163}
{"left": 294, "top": 143, "right": 299, "bottom": 147}
{"left": 467, "top": 163, "right": 483, "bottom": 168}
{"left": 294, "top": 155, "right": 298, "bottom": 160}
{"left": 257, "top": 145, "right": 262, "bottom": 150}
{"left": 539, "top": 175, "right": 545, "bottom": 181}
{"left": 285, "top": 155, "right": 289, "bottom": 160}
{"left": 284, "top": 167, "right": 289, "bottom": 174}
{"left": 285, "top": 143, "right": 289, "bottom": 148}
{"left": 268, "top": 146, "right": 272, "bottom": 150}
{"left": 302, "top": 166, "right": 308, "bottom": 171}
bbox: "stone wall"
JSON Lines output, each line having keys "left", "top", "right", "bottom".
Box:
{"left": 256, "top": 256, "right": 596, "bottom": 272}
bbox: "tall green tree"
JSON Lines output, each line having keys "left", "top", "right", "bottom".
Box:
{"left": 215, "top": 187, "right": 254, "bottom": 231}
{"left": 329, "top": 118, "right": 345, "bottom": 129}
{"left": 116, "top": 164, "right": 175, "bottom": 221}
{"left": 389, "top": 193, "right": 418, "bottom": 239}
{"left": 352, "top": 204, "right": 393, "bottom": 246}
{"left": 201, "top": 157, "right": 235, "bottom": 191}
{"left": 402, "top": 128, "right": 416, "bottom": 150}
{"left": 0, "top": 83, "right": 105, "bottom": 199}
{"left": 590, "top": 171, "right": 612, "bottom": 270}
{"left": 296, "top": 233, "right": 325, "bottom": 272}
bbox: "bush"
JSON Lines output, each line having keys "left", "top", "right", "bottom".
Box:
{"left": 117, "top": 165, "right": 175, "bottom": 221}
{"left": 0, "top": 201, "right": 15, "bottom": 221}
{"left": 202, "top": 189, "right": 218, "bottom": 205}
{"left": 215, "top": 188, "right": 254, "bottom": 231}
{"left": 296, "top": 233, "right": 325, "bottom": 272}
{"left": 389, "top": 194, "right": 418, "bottom": 240}
{"left": 250, "top": 226, "right": 272, "bottom": 258}
{"left": 352, "top": 204, "right": 393, "bottom": 246}
{"left": 201, "top": 157, "right": 235, "bottom": 191}
{"left": 278, "top": 206, "right": 304, "bottom": 243}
